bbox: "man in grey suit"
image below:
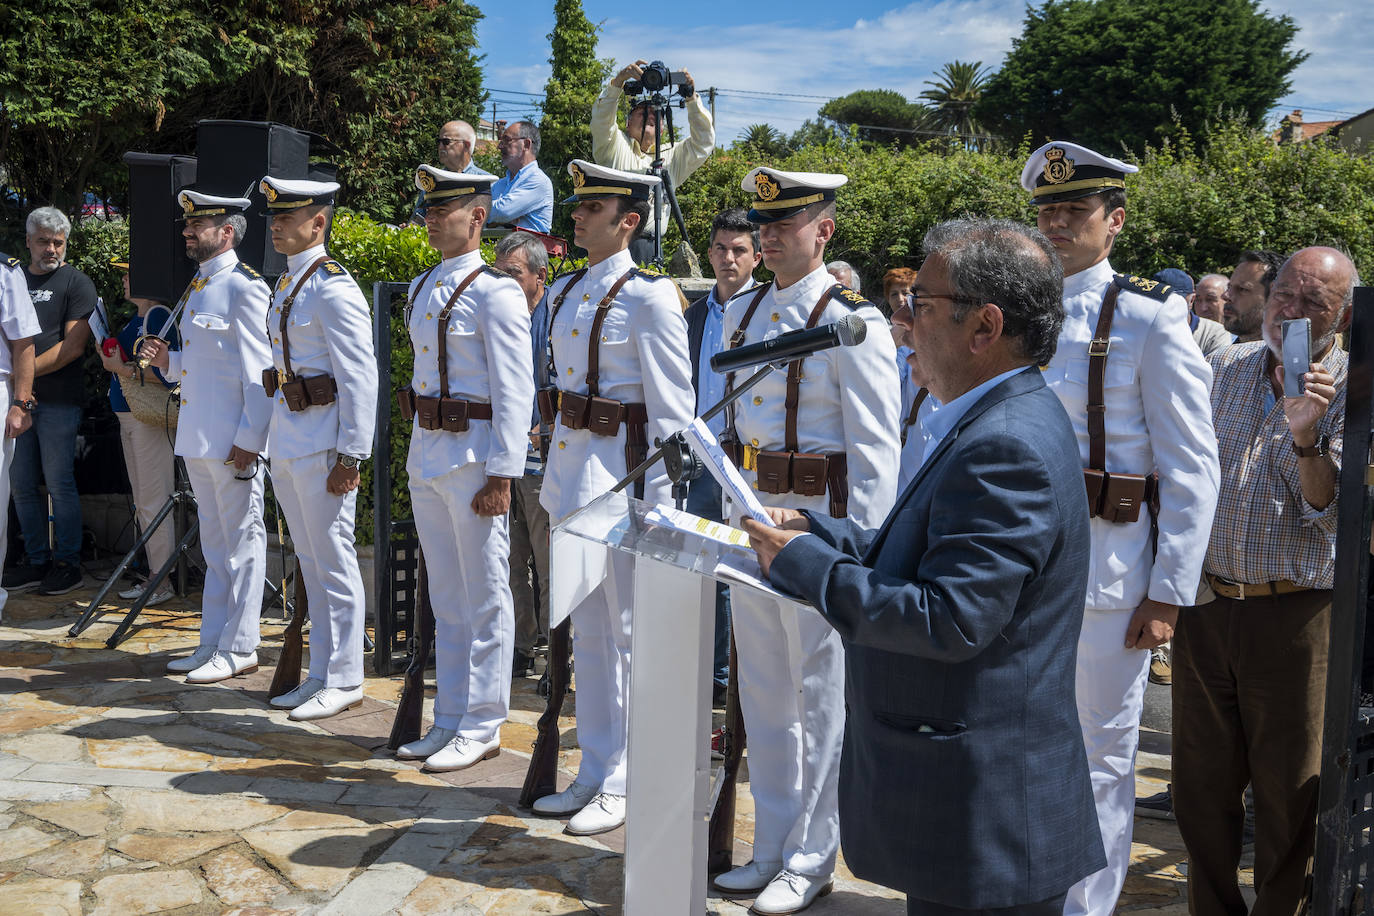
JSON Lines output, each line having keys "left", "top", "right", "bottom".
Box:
{"left": 745, "top": 218, "right": 1105, "bottom": 915}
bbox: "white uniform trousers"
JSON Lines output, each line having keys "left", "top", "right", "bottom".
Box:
{"left": 183, "top": 456, "right": 266, "bottom": 654}
{"left": 568, "top": 549, "right": 635, "bottom": 796}
{"left": 116, "top": 413, "right": 176, "bottom": 576}
{"left": 271, "top": 450, "right": 365, "bottom": 688}
{"left": 1065, "top": 607, "right": 1151, "bottom": 916}
{"left": 730, "top": 587, "right": 845, "bottom": 878}
{"left": 411, "top": 463, "right": 514, "bottom": 740}
{"left": 0, "top": 378, "right": 12, "bottom": 615}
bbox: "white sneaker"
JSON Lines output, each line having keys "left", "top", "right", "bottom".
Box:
{"left": 750, "top": 869, "right": 833, "bottom": 915}
{"left": 185, "top": 650, "right": 259, "bottom": 684}
{"left": 119, "top": 583, "right": 147, "bottom": 600}
{"left": 423, "top": 734, "right": 501, "bottom": 772}
{"left": 166, "top": 645, "right": 216, "bottom": 674}
{"left": 713, "top": 860, "right": 784, "bottom": 894}
{"left": 289, "top": 685, "right": 364, "bottom": 721}
{"left": 269, "top": 676, "right": 324, "bottom": 709}
{"left": 120, "top": 583, "right": 174, "bottom": 604}
{"left": 565, "top": 792, "right": 626, "bottom": 836}
{"left": 395, "top": 727, "right": 457, "bottom": 760}
{"left": 531, "top": 781, "right": 599, "bottom": 816}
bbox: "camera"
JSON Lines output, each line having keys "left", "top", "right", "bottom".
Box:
{"left": 624, "top": 60, "right": 691, "bottom": 97}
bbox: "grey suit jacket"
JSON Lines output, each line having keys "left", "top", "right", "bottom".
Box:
{"left": 770, "top": 366, "right": 1105, "bottom": 908}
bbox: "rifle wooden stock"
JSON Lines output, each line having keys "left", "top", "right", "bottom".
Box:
{"left": 519, "top": 618, "right": 571, "bottom": 807}
{"left": 268, "top": 560, "right": 307, "bottom": 698}
{"left": 707, "top": 634, "right": 746, "bottom": 875}
{"left": 388, "top": 554, "right": 434, "bottom": 750}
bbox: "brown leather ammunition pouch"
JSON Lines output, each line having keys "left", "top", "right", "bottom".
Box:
{"left": 1084, "top": 469, "right": 1157, "bottom": 524}
{"left": 755, "top": 450, "right": 792, "bottom": 495}
{"left": 396, "top": 387, "right": 416, "bottom": 421}
{"left": 262, "top": 368, "right": 279, "bottom": 396}
{"left": 280, "top": 378, "right": 309, "bottom": 412}
{"left": 440, "top": 397, "right": 494, "bottom": 433}
{"left": 560, "top": 391, "right": 591, "bottom": 430}
{"left": 790, "top": 453, "right": 830, "bottom": 498}
{"left": 753, "top": 449, "right": 849, "bottom": 517}
{"left": 718, "top": 432, "right": 743, "bottom": 467}
{"left": 622, "top": 403, "right": 649, "bottom": 476}
{"left": 537, "top": 388, "right": 559, "bottom": 426}
{"left": 587, "top": 396, "right": 625, "bottom": 438}
{"left": 415, "top": 395, "right": 442, "bottom": 430}
{"left": 1083, "top": 468, "right": 1107, "bottom": 518}
{"left": 302, "top": 374, "right": 337, "bottom": 407}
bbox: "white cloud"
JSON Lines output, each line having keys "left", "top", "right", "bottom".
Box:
{"left": 1262, "top": 0, "right": 1374, "bottom": 120}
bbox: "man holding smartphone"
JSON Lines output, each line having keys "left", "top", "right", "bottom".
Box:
{"left": 1173, "top": 246, "right": 1356, "bottom": 913}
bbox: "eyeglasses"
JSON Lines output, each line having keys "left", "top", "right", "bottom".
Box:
{"left": 436, "top": 137, "right": 464, "bottom": 148}
{"left": 497, "top": 136, "right": 528, "bottom": 149}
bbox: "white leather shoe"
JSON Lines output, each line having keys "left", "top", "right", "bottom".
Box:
{"left": 166, "top": 645, "right": 216, "bottom": 674}
{"left": 422, "top": 734, "right": 500, "bottom": 772}
{"left": 185, "top": 650, "right": 259, "bottom": 684}
{"left": 713, "top": 860, "right": 784, "bottom": 894}
{"left": 395, "top": 727, "right": 456, "bottom": 760}
{"left": 531, "top": 781, "right": 599, "bottom": 816}
{"left": 750, "top": 869, "right": 834, "bottom": 915}
{"left": 269, "top": 676, "right": 324, "bottom": 709}
{"left": 288, "top": 685, "right": 364, "bottom": 721}
{"left": 565, "top": 792, "right": 626, "bottom": 836}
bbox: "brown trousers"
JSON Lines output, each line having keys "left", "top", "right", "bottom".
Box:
{"left": 1172, "top": 590, "right": 1331, "bottom": 916}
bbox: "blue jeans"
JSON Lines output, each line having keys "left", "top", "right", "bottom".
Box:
{"left": 686, "top": 472, "right": 731, "bottom": 688}
{"left": 10, "top": 402, "right": 84, "bottom": 566}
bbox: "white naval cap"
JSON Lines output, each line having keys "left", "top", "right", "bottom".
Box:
{"left": 1020, "top": 141, "right": 1138, "bottom": 205}
{"left": 563, "top": 159, "right": 661, "bottom": 204}
{"left": 258, "top": 175, "right": 340, "bottom": 211}
{"left": 414, "top": 164, "right": 498, "bottom": 210}
{"left": 177, "top": 188, "right": 252, "bottom": 220}
{"left": 742, "top": 167, "right": 847, "bottom": 223}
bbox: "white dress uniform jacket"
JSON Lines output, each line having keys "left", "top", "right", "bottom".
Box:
{"left": 0, "top": 254, "right": 41, "bottom": 616}
{"left": 722, "top": 264, "right": 900, "bottom": 879}
{"left": 404, "top": 250, "right": 534, "bottom": 740}
{"left": 267, "top": 244, "right": 377, "bottom": 460}
{"left": 1043, "top": 259, "right": 1219, "bottom": 916}
{"left": 538, "top": 248, "right": 695, "bottom": 798}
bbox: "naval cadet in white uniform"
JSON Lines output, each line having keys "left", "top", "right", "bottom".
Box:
{"left": 141, "top": 190, "right": 273, "bottom": 682}
{"left": 393, "top": 165, "right": 534, "bottom": 771}
{"left": 530, "top": 160, "right": 696, "bottom": 836}
{"left": 712, "top": 167, "right": 900, "bottom": 916}
{"left": 1021, "top": 142, "right": 1219, "bottom": 916}
{"left": 255, "top": 175, "right": 379, "bottom": 722}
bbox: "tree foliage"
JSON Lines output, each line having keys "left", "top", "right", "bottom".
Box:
{"left": 818, "top": 89, "right": 929, "bottom": 147}
{"left": 976, "top": 0, "right": 1307, "bottom": 155}
{"left": 1, "top": 1, "right": 486, "bottom": 221}
{"left": 735, "top": 123, "right": 789, "bottom": 157}
{"left": 919, "top": 61, "right": 994, "bottom": 148}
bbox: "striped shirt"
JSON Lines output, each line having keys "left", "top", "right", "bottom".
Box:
{"left": 1202, "top": 341, "right": 1345, "bottom": 589}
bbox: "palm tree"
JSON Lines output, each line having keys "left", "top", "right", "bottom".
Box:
{"left": 737, "top": 123, "right": 788, "bottom": 155}
{"left": 919, "top": 60, "right": 994, "bottom": 148}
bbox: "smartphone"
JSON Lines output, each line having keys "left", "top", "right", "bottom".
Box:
{"left": 1281, "top": 318, "right": 1311, "bottom": 398}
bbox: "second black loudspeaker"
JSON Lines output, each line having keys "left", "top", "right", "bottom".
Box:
{"left": 122, "top": 153, "right": 198, "bottom": 304}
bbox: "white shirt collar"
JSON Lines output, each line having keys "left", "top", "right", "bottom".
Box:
{"left": 286, "top": 244, "right": 328, "bottom": 275}
{"left": 772, "top": 264, "right": 831, "bottom": 308}
{"left": 198, "top": 249, "right": 239, "bottom": 277}
{"left": 1063, "top": 258, "right": 1114, "bottom": 298}
{"left": 920, "top": 367, "right": 1029, "bottom": 457}
{"left": 585, "top": 248, "right": 634, "bottom": 285}
{"left": 439, "top": 249, "right": 484, "bottom": 274}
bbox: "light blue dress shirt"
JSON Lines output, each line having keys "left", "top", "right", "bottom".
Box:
{"left": 916, "top": 366, "right": 1028, "bottom": 473}
{"left": 697, "top": 286, "right": 729, "bottom": 436}
{"left": 490, "top": 161, "right": 553, "bottom": 233}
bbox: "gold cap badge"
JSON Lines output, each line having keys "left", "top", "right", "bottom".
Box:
{"left": 755, "top": 172, "right": 781, "bottom": 202}
{"left": 180, "top": 195, "right": 194, "bottom": 214}
{"left": 571, "top": 164, "right": 586, "bottom": 189}
{"left": 416, "top": 170, "right": 436, "bottom": 192}
{"left": 1041, "top": 147, "right": 1075, "bottom": 185}
{"left": 260, "top": 180, "right": 278, "bottom": 202}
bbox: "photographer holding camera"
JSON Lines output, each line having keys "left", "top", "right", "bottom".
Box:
{"left": 592, "top": 59, "right": 715, "bottom": 263}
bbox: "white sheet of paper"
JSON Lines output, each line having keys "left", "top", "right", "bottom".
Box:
{"left": 682, "top": 418, "right": 774, "bottom": 527}
{"left": 88, "top": 297, "right": 110, "bottom": 342}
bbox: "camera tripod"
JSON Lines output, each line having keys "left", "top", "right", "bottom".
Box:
{"left": 633, "top": 87, "right": 694, "bottom": 268}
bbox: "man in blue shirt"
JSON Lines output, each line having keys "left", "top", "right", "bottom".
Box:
{"left": 684, "top": 208, "right": 761, "bottom": 704}
{"left": 490, "top": 122, "right": 553, "bottom": 233}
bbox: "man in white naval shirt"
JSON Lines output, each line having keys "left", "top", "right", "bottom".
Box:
{"left": 254, "top": 175, "right": 379, "bottom": 722}
{"left": 712, "top": 167, "right": 900, "bottom": 915}
{"left": 140, "top": 190, "right": 273, "bottom": 681}
{"left": 392, "top": 165, "right": 534, "bottom": 771}
{"left": 530, "top": 159, "right": 695, "bottom": 836}
{"left": 0, "top": 251, "right": 39, "bottom": 619}
{"left": 1021, "top": 142, "right": 1220, "bottom": 916}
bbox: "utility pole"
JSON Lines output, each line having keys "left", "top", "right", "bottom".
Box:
{"left": 707, "top": 87, "right": 716, "bottom": 124}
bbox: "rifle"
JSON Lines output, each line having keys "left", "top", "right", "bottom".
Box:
{"left": 707, "top": 633, "right": 746, "bottom": 874}
{"left": 519, "top": 617, "right": 571, "bottom": 807}
{"left": 268, "top": 560, "right": 307, "bottom": 698}
{"left": 388, "top": 552, "right": 434, "bottom": 750}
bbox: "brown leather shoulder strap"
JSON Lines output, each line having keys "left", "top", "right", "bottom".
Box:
{"left": 784, "top": 286, "right": 838, "bottom": 452}
{"left": 722, "top": 283, "right": 772, "bottom": 437}
{"left": 278, "top": 256, "right": 331, "bottom": 380}
{"left": 901, "top": 387, "right": 929, "bottom": 445}
{"left": 434, "top": 266, "right": 487, "bottom": 398}
{"left": 405, "top": 263, "right": 441, "bottom": 326}
{"left": 584, "top": 268, "right": 637, "bottom": 397}
{"left": 1087, "top": 283, "right": 1121, "bottom": 471}
{"left": 546, "top": 268, "right": 589, "bottom": 383}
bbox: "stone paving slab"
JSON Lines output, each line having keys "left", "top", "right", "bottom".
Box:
{"left": 0, "top": 585, "right": 1229, "bottom": 913}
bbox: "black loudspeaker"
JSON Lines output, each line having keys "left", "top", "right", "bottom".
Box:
{"left": 195, "top": 120, "right": 313, "bottom": 278}
{"left": 121, "top": 153, "right": 198, "bottom": 304}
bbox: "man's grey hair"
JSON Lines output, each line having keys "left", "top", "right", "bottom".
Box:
{"left": 826, "top": 260, "right": 859, "bottom": 292}
{"left": 512, "top": 121, "right": 541, "bottom": 157}
{"left": 446, "top": 119, "right": 476, "bottom": 146}
{"left": 494, "top": 231, "right": 549, "bottom": 274}
{"left": 27, "top": 206, "right": 71, "bottom": 238}
{"left": 921, "top": 218, "right": 1065, "bottom": 367}
{"left": 1198, "top": 272, "right": 1228, "bottom": 286}
{"left": 218, "top": 213, "right": 247, "bottom": 247}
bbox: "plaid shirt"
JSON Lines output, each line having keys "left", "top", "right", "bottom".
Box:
{"left": 1203, "top": 341, "right": 1345, "bottom": 589}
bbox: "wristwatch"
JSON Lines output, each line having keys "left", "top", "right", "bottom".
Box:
{"left": 11, "top": 397, "right": 35, "bottom": 413}
{"left": 1292, "top": 434, "right": 1329, "bottom": 458}
{"left": 336, "top": 453, "right": 365, "bottom": 469}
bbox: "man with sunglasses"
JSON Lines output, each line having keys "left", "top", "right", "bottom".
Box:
{"left": 139, "top": 189, "right": 273, "bottom": 683}
{"left": 436, "top": 120, "right": 490, "bottom": 176}
{"left": 489, "top": 121, "right": 553, "bottom": 233}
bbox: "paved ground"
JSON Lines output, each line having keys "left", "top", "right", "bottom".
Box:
{"left": 0, "top": 581, "right": 1247, "bottom": 914}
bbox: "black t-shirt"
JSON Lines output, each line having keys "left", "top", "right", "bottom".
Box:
{"left": 25, "top": 264, "right": 97, "bottom": 406}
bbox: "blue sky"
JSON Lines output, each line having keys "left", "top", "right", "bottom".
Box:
{"left": 472, "top": 0, "right": 1374, "bottom": 146}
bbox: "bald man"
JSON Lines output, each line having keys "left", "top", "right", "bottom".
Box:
{"left": 437, "top": 121, "right": 491, "bottom": 176}
{"left": 1192, "top": 273, "right": 1227, "bottom": 324}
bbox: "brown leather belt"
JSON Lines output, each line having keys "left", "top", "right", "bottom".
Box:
{"left": 396, "top": 387, "right": 493, "bottom": 432}
{"left": 1206, "top": 574, "right": 1313, "bottom": 601}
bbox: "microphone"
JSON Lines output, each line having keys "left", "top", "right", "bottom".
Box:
{"left": 710, "top": 314, "right": 868, "bottom": 374}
